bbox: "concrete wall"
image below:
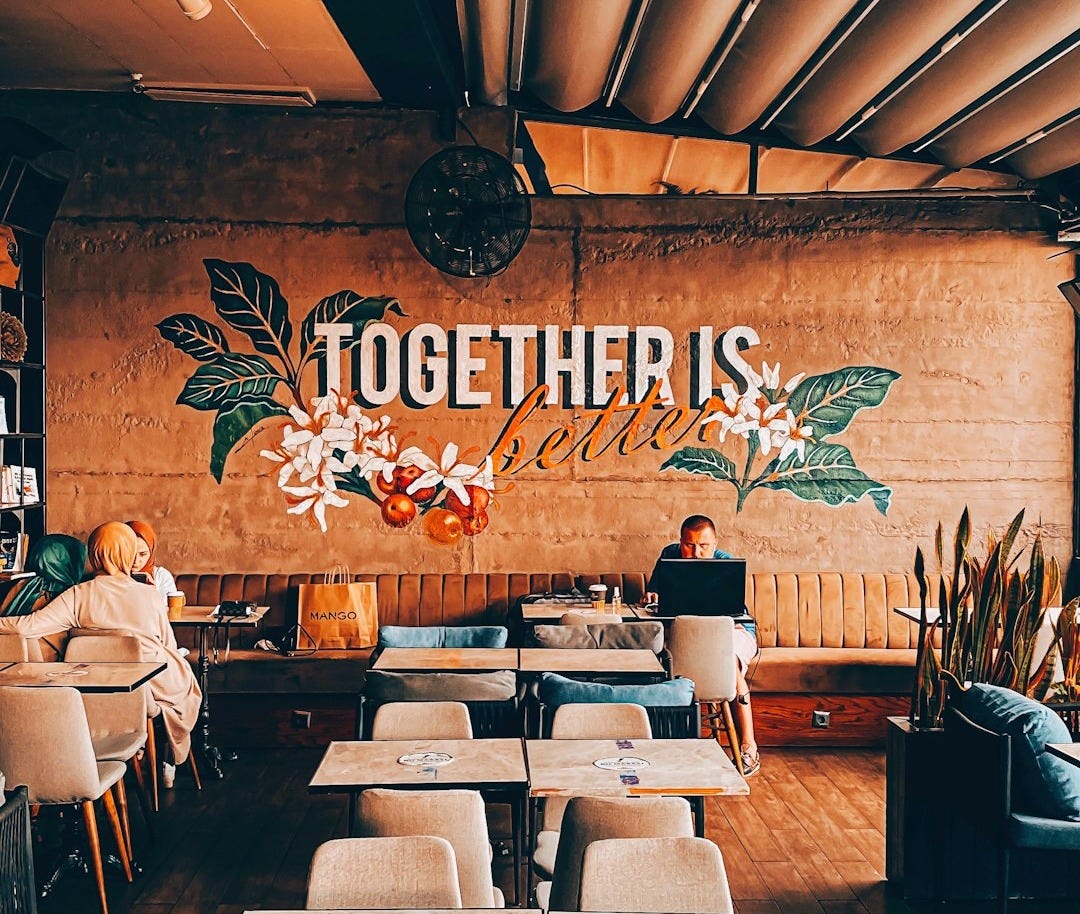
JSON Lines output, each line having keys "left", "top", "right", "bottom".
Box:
{"left": 2, "top": 95, "right": 1074, "bottom": 576}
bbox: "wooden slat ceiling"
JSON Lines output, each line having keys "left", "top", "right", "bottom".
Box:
{"left": 0, "top": 1, "right": 1076, "bottom": 197}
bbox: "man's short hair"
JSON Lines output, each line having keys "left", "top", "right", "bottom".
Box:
{"left": 680, "top": 515, "right": 716, "bottom": 536}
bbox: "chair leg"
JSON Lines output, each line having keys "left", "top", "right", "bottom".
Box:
{"left": 102, "top": 786, "right": 133, "bottom": 883}
{"left": 113, "top": 774, "right": 134, "bottom": 862}
{"left": 82, "top": 799, "right": 109, "bottom": 914}
{"left": 146, "top": 716, "right": 159, "bottom": 812}
{"left": 188, "top": 751, "right": 202, "bottom": 791}
{"left": 998, "top": 845, "right": 1009, "bottom": 914}
{"left": 720, "top": 700, "right": 743, "bottom": 775}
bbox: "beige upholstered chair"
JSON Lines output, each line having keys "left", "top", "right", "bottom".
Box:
{"left": 578, "top": 836, "right": 734, "bottom": 914}
{"left": 356, "top": 788, "right": 504, "bottom": 908}
{"left": 539, "top": 795, "right": 695, "bottom": 912}
{"left": 65, "top": 631, "right": 200, "bottom": 811}
{"left": 305, "top": 835, "right": 463, "bottom": 909}
{"left": 371, "top": 700, "right": 474, "bottom": 739}
{"left": 0, "top": 686, "right": 133, "bottom": 914}
{"left": 532, "top": 702, "right": 654, "bottom": 879}
{"left": 0, "top": 633, "right": 43, "bottom": 662}
{"left": 668, "top": 615, "right": 741, "bottom": 772}
{"left": 64, "top": 634, "right": 152, "bottom": 853}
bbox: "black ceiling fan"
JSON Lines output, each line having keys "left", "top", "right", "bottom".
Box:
{"left": 404, "top": 146, "right": 532, "bottom": 278}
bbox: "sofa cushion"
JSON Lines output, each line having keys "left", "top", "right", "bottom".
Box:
{"left": 529, "top": 622, "right": 664, "bottom": 654}
{"left": 378, "top": 625, "right": 508, "bottom": 649}
{"left": 751, "top": 647, "right": 917, "bottom": 694}
{"left": 538, "top": 672, "right": 694, "bottom": 707}
{"left": 365, "top": 669, "right": 518, "bottom": 702}
{"left": 960, "top": 683, "right": 1080, "bottom": 821}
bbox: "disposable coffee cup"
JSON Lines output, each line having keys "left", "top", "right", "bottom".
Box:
{"left": 167, "top": 591, "right": 185, "bottom": 621}
{"left": 589, "top": 584, "right": 608, "bottom": 613}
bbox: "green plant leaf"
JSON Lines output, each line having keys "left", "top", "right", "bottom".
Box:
{"left": 204, "top": 259, "right": 293, "bottom": 364}
{"left": 755, "top": 443, "right": 892, "bottom": 514}
{"left": 660, "top": 447, "right": 738, "bottom": 483}
{"left": 333, "top": 465, "right": 378, "bottom": 502}
{"left": 156, "top": 313, "right": 230, "bottom": 362}
{"left": 210, "top": 401, "right": 289, "bottom": 483}
{"left": 177, "top": 354, "right": 286, "bottom": 411}
{"left": 299, "top": 292, "right": 405, "bottom": 361}
{"left": 785, "top": 366, "right": 900, "bottom": 439}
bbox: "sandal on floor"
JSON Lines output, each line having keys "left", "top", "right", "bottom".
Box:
{"left": 740, "top": 750, "right": 761, "bottom": 777}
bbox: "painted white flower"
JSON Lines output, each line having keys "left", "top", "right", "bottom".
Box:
{"left": 700, "top": 383, "right": 753, "bottom": 442}
{"left": 281, "top": 468, "right": 349, "bottom": 533}
{"left": 776, "top": 410, "right": 815, "bottom": 463}
{"left": 398, "top": 442, "right": 485, "bottom": 505}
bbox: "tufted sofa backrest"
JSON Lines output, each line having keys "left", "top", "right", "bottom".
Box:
{"left": 173, "top": 570, "right": 954, "bottom": 651}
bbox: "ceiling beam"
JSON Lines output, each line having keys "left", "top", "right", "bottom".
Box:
{"left": 324, "top": 0, "right": 465, "bottom": 109}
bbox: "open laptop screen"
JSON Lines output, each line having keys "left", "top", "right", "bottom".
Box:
{"left": 657, "top": 558, "right": 749, "bottom": 618}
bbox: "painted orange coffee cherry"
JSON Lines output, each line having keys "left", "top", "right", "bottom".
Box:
{"left": 444, "top": 485, "right": 491, "bottom": 517}
{"left": 461, "top": 510, "right": 489, "bottom": 536}
{"left": 422, "top": 507, "right": 465, "bottom": 545}
{"left": 381, "top": 493, "right": 417, "bottom": 528}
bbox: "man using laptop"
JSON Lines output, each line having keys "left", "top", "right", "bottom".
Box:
{"left": 645, "top": 514, "right": 760, "bottom": 776}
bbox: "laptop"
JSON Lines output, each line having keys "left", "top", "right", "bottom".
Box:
{"left": 656, "top": 558, "right": 752, "bottom": 621}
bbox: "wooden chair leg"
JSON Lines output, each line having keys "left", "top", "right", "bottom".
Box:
{"left": 720, "top": 700, "right": 743, "bottom": 775}
{"left": 102, "top": 786, "right": 133, "bottom": 883}
{"left": 113, "top": 774, "right": 134, "bottom": 862}
{"left": 146, "top": 716, "right": 159, "bottom": 812}
{"left": 188, "top": 750, "right": 202, "bottom": 791}
{"left": 82, "top": 799, "right": 109, "bottom": 914}
{"left": 128, "top": 750, "right": 155, "bottom": 841}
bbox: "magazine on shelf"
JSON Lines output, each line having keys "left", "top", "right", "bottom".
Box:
{"left": 0, "top": 532, "right": 29, "bottom": 572}
{"left": 0, "top": 466, "right": 38, "bottom": 505}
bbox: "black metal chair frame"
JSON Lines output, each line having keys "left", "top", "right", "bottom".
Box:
{"left": 0, "top": 785, "right": 37, "bottom": 914}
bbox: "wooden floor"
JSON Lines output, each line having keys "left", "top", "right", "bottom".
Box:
{"left": 33, "top": 747, "right": 1080, "bottom": 914}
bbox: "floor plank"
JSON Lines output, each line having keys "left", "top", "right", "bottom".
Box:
{"left": 30, "top": 746, "right": 1080, "bottom": 914}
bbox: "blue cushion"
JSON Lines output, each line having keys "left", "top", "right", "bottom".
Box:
{"left": 960, "top": 683, "right": 1080, "bottom": 821}
{"left": 538, "top": 672, "right": 694, "bottom": 707}
{"left": 1010, "top": 812, "right": 1080, "bottom": 850}
{"left": 442, "top": 626, "right": 508, "bottom": 648}
{"left": 377, "top": 625, "right": 508, "bottom": 649}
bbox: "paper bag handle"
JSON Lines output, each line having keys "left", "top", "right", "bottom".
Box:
{"left": 325, "top": 563, "right": 351, "bottom": 585}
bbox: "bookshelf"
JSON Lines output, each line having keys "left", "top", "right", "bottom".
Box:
{"left": 0, "top": 119, "right": 68, "bottom": 553}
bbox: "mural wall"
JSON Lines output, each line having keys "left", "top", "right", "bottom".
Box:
{"left": 2, "top": 95, "right": 1072, "bottom": 575}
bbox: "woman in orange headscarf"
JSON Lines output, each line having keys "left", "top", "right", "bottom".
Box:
{"left": 126, "top": 519, "right": 177, "bottom": 607}
{"left": 0, "top": 522, "right": 201, "bottom": 765}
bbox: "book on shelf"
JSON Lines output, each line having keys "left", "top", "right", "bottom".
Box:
{"left": 0, "top": 396, "right": 7, "bottom": 434}
{"left": 0, "top": 465, "right": 38, "bottom": 505}
{"left": 0, "top": 532, "right": 29, "bottom": 572}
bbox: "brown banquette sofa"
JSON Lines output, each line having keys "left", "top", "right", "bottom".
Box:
{"left": 174, "top": 570, "right": 932, "bottom": 748}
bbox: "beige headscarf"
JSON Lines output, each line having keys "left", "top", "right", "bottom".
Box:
{"left": 87, "top": 522, "right": 138, "bottom": 577}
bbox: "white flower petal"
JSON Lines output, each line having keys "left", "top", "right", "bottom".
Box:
{"left": 782, "top": 372, "right": 806, "bottom": 393}
{"left": 260, "top": 449, "right": 285, "bottom": 463}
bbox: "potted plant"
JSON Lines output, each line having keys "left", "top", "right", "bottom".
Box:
{"left": 888, "top": 507, "right": 1065, "bottom": 900}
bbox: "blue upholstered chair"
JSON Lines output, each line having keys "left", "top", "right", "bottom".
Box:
{"left": 377, "top": 625, "right": 509, "bottom": 649}
{"left": 945, "top": 685, "right": 1080, "bottom": 913}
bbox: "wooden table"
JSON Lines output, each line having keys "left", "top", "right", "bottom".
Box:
{"left": 372, "top": 647, "right": 519, "bottom": 672}
{"left": 171, "top": 604, "right": 269, "bottom": 778}
{"left": 525, "top": 737, "right": 749, "bottom": 838}
{"left": 0, "top": 661, "right": 165, "bottom": 692}
{"left": 1046, "top": 743, "right": 1080, "bottom": 767}
{"left": 309, "top": 738, "right": 529, "bottom": 903}
{"left": 519, "top": 647, "right": 665, "bottom": 681}
{"left": 522, "top": 602, "right": 637, "bottom": 623}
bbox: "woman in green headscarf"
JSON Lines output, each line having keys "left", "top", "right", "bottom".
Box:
{"left": 0, "top": 533, "right": 88, "bottom": 617}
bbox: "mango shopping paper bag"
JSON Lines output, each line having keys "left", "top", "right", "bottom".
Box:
{"left": 296, "top": 566, "right": 378, "bottom": 650}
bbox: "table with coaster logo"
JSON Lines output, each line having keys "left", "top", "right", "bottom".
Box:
{"left": 309, "top": 738, "right": 529, "bottom": 904}
{"left": 524, "top": 737, "right": 749, "bottom": 840}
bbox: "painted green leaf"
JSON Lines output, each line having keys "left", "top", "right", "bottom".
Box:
{"left": 660, "top": 447, "right": 737, "bottom": 482}
{"left": 756, "top": 443, "right": 892, "bottom": 515}
{"left": 156, "top": 313, "right": 230, "bottom": 362}
{"left": 177, "top": 353, "right": 286, "bottom": 411}
{"left": 332, "top": 464, "right": 378, "bottom": 502}
{"left": 784, "top": 366, "right": 900, "bottom": 439}
{"left": 204, "top": 259, "right": 293, "bottom": 362}
{"left": 210, "top": 401, "right": 289, "bottom": 483}
{"left": 299, "top": 292, "right": 405, "bottom": 360}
